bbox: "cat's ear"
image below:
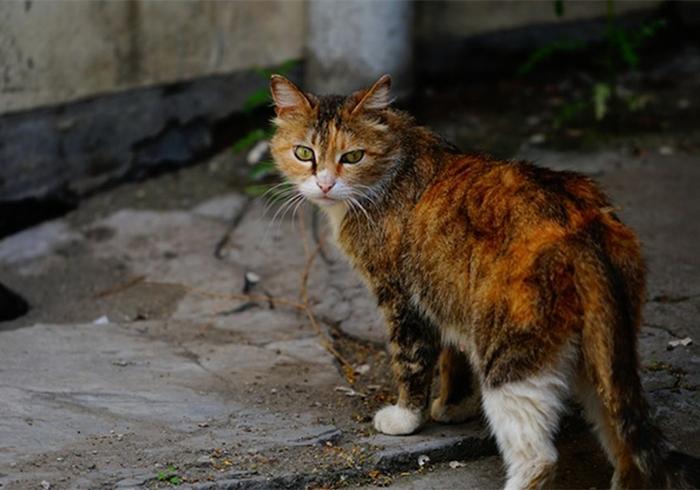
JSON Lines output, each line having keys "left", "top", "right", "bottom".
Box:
{"left": 351, "top": 74, "right": 392, "bottom": 115}
{"left": 270, "top": 75, "right": 313, "bottom": 115}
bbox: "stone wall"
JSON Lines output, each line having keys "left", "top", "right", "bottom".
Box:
{"left": 0, "top": 0, "right": 305, "bottom": 114}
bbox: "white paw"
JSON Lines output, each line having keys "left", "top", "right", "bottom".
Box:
{"left": 373, "top": 405, "right": 423, "bottom": 435}
{"left": 431, "top": 395, "right": 481, "bottom": 424}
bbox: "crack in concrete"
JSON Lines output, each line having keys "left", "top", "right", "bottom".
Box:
{"left": 649, "top": 293, "right": 700, "bottom": 304}
{"left": 644, "top": 323, "right": 684, "bottom": 339}
{"left": 213, "top": 196, "right": 254, "bottom": 260}
{"left": 172, "top": 342, "right": 238, "bottom": 392}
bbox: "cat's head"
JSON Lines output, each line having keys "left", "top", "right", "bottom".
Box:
{"left": 269, "top": 74, "right": 399, "bottom": 208}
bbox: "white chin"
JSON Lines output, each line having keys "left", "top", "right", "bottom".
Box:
{"left": 312, "top": 197, "right": 341, "bottom": 207}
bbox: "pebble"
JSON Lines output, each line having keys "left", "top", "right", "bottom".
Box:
{"left": 354, "top": 364, "right": 370, "bottom": 375}
{"left": 529, "top": 133, "right": 547, "bottom": 145}
{"left": 667, "top": 337, "right": 693, "bottom": 350}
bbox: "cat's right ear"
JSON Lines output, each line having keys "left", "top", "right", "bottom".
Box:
{"left": 270, "top": 75, "right": 313, "bottom": 115}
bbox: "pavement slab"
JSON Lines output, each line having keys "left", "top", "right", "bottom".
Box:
{"left": 0, "top": 147, "right": 698, "bottom": 489}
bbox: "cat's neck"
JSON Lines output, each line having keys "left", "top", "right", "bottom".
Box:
{"left": 321, "top": 202, "right": 348, "bottom": 239}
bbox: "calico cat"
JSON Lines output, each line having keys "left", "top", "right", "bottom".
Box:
{"left": 269, "top": 74, "right": 698, "bottom": 490}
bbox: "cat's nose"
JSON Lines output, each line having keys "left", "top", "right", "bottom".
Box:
{"left": 317, "top": 181, "right": 336, "bottom": 194}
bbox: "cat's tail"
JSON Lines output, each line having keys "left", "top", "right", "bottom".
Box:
{"left": 575, "top": 222, "right": 700, "bottom": 489}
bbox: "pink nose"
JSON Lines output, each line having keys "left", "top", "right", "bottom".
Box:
{"left": 317, "top": 181, "right": 335, "bottom": 194}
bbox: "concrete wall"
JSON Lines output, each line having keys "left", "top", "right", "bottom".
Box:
{"left": 415, "top": 1, "right": 656, "bottom": 42}
{"left": 2, "top": 0, "right": 661, "bottom": 116}
{"left": 0, "top": 0, "right": 305, "bottom": 114}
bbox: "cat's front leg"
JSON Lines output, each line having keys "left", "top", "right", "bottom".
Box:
{"left": 374, "top": 301, "right": 440, "bottom": 435}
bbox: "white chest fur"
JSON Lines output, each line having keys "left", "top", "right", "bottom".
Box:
{"left": 322, "top": 203, "right": 348, "bottom": 239}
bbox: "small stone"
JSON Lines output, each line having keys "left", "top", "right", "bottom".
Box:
{"left": 659, "top": 146, "right": 674, "bottom": 156}
{"left": 41, "top": 481, "right": 51, "bottom": 490}
{"left": 334, "top": 386, "right": 366, "bottom": 397}
{"left": 526, "top": 115, "right": 541, "bottom": 126}
{"left": 246, "top": 140, "right": 270, "bottom": 165}
{"left": 354, "top": 363, "right": 370, "bottom": 375}
{"left": 196, "top": 455, "right": 213, "bottom": 466}
{"left": 667, "top": 337, "right": 692, "bottom": 350}
{"left": 93, "top": 315, "right": 109, "bottom": 325}
{"left": 245, "top": 271, "right": 260, "bottom": 284}
{"left": 418, "top": 454, "right": 430, "bottom": 468}
{"left": 449, "top": 460, "right": 466, "bottom": 469}
{"left": 529, "top": 133, "right": 546, "bottom": 145}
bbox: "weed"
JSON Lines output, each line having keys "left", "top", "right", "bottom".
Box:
{"left": 519, "top": 0, "right": 666, "bottom": 127}
{"left": 156, "top": 465, "right": 183, "bottom": 486}
{"left": 231, "top": 60, "right": 298, "bottom": 197}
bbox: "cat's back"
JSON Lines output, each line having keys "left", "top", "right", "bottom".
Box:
{"left": 404, "top": 152, "right": 644, "bottom": 334}
{"left": 406, "top": 153, "right": 643, "bottom": 301}
{"left": 412, "top": 153, "right": 618, "bottom": 248}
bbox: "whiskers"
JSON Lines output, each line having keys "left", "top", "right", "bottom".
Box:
{"left": 344, "top": 184, "right": 380, "bottom": 234}
{"left": 259, "top": 180, "right": 382, "bottom": 246}
{"left": 260, "top": 181, "right": 308, "bottom": 244}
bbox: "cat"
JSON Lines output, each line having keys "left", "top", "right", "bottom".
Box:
{"left": 268, "top": 74, "right": 699, "bottom": 490}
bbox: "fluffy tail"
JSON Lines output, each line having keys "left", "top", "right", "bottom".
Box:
{"left": 576, "top": 220, "right": 699, "bottom": 489}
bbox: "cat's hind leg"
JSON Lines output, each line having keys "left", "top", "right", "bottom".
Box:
{"left": 480, "top": 343, "right": 577, "bottom": 490}
{"left": 431, "top": 345, "right": 481, "bottom": 423}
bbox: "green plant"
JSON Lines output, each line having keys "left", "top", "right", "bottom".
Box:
{"left": 519, "top": 0, "right": 666, "bottom": 126}
{"left": 231, "top": 60, "right": 298, "bottom": 197}
{"left": 156, "top": 466, "right": 182, "bottom": 485}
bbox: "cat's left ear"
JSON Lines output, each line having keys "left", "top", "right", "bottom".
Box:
{"left": 351, "top": 74, "right": 392, "bottom": 115}
{"left": 270, "top": 75, "right": 314, "bottom": 115}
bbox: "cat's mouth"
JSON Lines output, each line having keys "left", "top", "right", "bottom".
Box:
{"left": 312, "top": 196, "right": 341, "bottom": 206}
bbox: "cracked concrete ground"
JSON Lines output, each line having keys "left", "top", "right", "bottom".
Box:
{"left": 0, "top": 141, "right": 698, "bottom": 489}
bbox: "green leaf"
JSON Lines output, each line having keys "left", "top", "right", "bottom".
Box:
{"left": 625, "top": 93, "right": 651, "bottom": 112}
{"left": 614, "top": 30, "right": 638, "bottom": 69}
{"left": 249, "top": 160, "right": 276, "bottom": 181}
{"left": 232, "top": 129, "right": 268, "bottom": 153}
{"left": 554, "top": 0, "right": 564, "bottom": 17}
{"left": 553, "top": 99, "right": 588, "bottom": 128}
{"left": 517, "top": 39, "right": 586, "bottom": 76}
{"left": 244, "top": 89, "right": 271, "bottom": 112}
{"left": 636, "top": 18, "right": 667, "bottom": 42}
{"left": 593, "top": 83, "right": 611, "bottom": 121}
{"left": 244, "top": 184, "right": 273, "bottom": 197}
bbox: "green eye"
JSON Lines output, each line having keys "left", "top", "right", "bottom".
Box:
{"left": 294, "top": 145, "right": 314, "bottom": 162}
{"left": 340, "top": 149, "right": 365, "bottom": 164}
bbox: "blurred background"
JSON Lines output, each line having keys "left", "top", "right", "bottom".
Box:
{"left": 1, "top": 2, "right": 699, "bottom": 488}
{"left": 2, "top": 0, "right": 698, "bottom": 239}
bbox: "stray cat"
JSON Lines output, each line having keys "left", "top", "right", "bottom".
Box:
{"left": 269, "top": 74, "right": 698, "bottom": 489}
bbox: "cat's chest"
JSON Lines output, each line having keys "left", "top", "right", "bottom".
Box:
{"left": 337, "top": 213, "right": 405, "bottom": 275}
